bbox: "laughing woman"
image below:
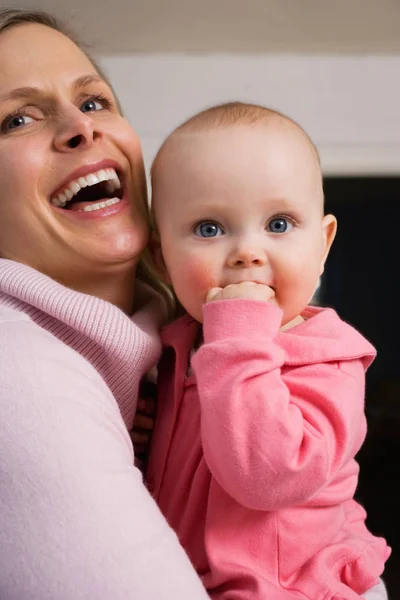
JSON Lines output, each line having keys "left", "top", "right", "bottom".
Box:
{"left": 0, "top": 9, "right": 208, "bottom": 600}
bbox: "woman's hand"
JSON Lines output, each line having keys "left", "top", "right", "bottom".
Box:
{"left": 131, "top": 380, "right": 157, "bottom": 473}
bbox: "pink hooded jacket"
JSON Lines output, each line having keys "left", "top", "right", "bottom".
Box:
{"left": 148, "top": 299, "right": 390, "bottom": 600}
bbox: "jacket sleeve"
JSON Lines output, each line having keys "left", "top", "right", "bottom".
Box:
{"left": 0, "top": 318, "right": 208, "bottom": 600}
{"left": 191, "top": 300, "right": 367, "bottom": 512}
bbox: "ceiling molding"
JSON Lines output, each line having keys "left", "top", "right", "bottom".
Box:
{"left": 7, "top": 0, "right": 400, "bottom": 53}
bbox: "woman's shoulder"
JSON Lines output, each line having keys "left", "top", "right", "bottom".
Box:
{"left": 0, "top": 303, "right": 108, "bottom": 390}
{"left": 0, "top": 304, "right": 53, "bottom": 354}
{"left": 0, "top": 304, "right": 31, "bottom": 325}
{"left": 0, "top": 300, "right": 126, "bottom": 441}
{"left": 0, "top": 303, "right": 67, "bottom": 355}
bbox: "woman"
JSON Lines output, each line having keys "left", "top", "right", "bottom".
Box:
{"left": 0, "top": 9, "right": 208, "bottom": 599}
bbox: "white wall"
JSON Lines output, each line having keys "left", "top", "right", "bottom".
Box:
{"left": 100, "top": 54, "right": 400, "bottom": 176}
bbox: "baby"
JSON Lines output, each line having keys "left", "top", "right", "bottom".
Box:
{"left": 145, "top": 102, "right": 390, "bottom": 599}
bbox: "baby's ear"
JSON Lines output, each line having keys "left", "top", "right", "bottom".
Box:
{"left": 319, "top": 214, "right": 337, "bottom": 276}
{"left": 149, "top": 231, "right": 171, "bottom": 284}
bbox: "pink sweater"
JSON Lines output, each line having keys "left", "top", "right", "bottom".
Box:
{"left": 148, "top": 300, "right": 390, "bottom": 600}
{"left": 0, "top": 259, "right": 208, "bottom": 600}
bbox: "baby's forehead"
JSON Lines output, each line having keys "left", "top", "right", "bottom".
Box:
{"left": 160, "top": 120, "right": 318, "bottom": 165}
{"left": 157, "top": 129, "right": 319, "bottom": 191}
{"left": 153, "top": 132, "right": 324, "bottom": 212}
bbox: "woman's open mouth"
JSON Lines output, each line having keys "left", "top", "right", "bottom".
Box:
{"left": 50, "top": 167, "right": 123, "bottom": 212}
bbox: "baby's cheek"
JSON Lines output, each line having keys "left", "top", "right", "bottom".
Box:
{"left": 187, "top": 258, "right": 216, "bottom": 295}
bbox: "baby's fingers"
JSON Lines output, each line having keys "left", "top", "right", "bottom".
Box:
{"left": 206, "top": 287, "right": 224, "bottom": 303}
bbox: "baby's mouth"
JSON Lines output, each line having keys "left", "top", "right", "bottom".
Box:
{"left": 50, "top": 167, "right": 123, "bottom": 212}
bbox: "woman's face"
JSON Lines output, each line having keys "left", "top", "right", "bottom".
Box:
{"left": 0, "top": 23, "right": 148, "bottom": 285}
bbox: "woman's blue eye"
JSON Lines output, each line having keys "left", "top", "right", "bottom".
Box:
{"left": 267, "top": 218, "right": 293, "bottom": 234}
{"left": 194, "top": 222, "right": 223, "bottom": 238}
{"left": 81, "top": 99, "right": 103, "bottom": 113}
{"left": 7, "top": 114, "right": 34, "bottom": 130}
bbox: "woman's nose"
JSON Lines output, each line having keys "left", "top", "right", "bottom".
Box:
{"left": 53, "top": 108, "right": 101, "bottom": 152}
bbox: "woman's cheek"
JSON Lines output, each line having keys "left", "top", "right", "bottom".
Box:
{"left": 0, "top": 140, "right": 44, "bottom": 196}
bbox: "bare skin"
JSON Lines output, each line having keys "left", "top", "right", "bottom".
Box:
{"left": 0, "top": 24, "right": 149, "bottom": 313}
{"left": 152, "top": 120, "right": 336, "bottom": 327}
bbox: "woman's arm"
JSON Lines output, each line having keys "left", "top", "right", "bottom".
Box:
{"left": 0, "top": 317, "right": 208, "bottom": 600}
{"left": 192, "top": 300, "right": 366, "bottom": 511}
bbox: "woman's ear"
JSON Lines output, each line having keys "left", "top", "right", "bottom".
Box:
{"left": 319, "top": 214, "right": 337, "bottom": 276}
{"left": 149, "top": 232, "right": 171, "bottom": 284}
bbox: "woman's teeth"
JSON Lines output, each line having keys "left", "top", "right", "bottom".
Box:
{"left": 50, "top": 167, "right": 121, "bottom": 208}
{"left": 80, "top": 197, "right": 121, "bottom": 212}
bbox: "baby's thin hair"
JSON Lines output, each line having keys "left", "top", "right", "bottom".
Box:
{"left": 176, "top": 101, "right": 278, "bottom": 131}
{"left": 152, "top": 102, "right": 320, "bottom": 179}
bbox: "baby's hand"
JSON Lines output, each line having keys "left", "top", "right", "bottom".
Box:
{"left": 206, "top": 281, "right": 275, "bottom": 303}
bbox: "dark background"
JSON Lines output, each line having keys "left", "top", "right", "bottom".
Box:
{"left": 321, "top": 177, "right": 399, "bottom": 596}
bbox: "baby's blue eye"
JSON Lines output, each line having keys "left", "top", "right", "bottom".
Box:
{"left": 194, "top": 222, "right": 223, "bottom": 238}
{"left": 81, "top": 99, "right": 103, "bottom": 113}
{"left": 267, "top": 218, "right": 293, "bottom": 234}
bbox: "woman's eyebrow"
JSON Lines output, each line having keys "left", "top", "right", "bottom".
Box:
{"left": 0, "top": 74, "right": 104, "bottom": 104}
{"left": 73, "top": 74, "right": 104, "bottom": 91}
{"left": 0, "top": 86, "right": 41, "bottom": 103}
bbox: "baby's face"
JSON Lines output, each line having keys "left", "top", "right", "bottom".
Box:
{"left": 152, "top": 122, "right": 336, "bottom": 325}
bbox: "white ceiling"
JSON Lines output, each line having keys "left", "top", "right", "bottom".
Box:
{"left": 3, "top": 0, "right": 400, "bottom": 54}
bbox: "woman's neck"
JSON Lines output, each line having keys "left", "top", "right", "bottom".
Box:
{"left": 58, "top": 267, "right": 137, "bottom": 315}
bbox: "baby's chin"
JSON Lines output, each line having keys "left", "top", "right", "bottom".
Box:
{"left": 280, "top": 314, "right": 305, "bottom": 332}
{"left": 183, "top": 302, "right": 203, "bottom": 324}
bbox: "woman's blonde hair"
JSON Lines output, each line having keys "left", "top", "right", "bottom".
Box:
{"left": 0, "top": 7, "right": 173, "bottom": 316}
